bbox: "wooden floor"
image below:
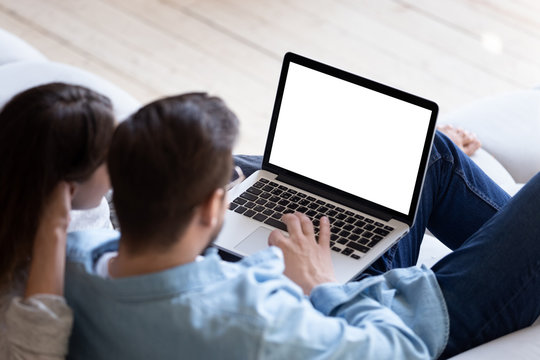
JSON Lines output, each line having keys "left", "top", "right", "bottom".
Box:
{"left": 1, "top": 0, "right": 539, "bottom": 153}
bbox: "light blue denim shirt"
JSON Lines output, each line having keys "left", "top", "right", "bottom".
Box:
{"left": 65, "top": 229, "right": 448, "bottom": 360}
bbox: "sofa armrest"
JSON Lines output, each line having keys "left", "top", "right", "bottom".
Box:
{"left": 440, "top": 89, "right": 540, "bottom": 184}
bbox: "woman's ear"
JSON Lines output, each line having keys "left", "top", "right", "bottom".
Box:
{"left": 68, "top": 181, "right": 78, "bottom": 206}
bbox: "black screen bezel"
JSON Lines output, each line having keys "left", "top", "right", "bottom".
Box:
{"left": 262, "top": 52, "right": 438, "bottom": 226}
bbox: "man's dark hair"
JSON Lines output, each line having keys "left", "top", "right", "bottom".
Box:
{"left": 108, "top": 93, "right": 239, "bottom": 253}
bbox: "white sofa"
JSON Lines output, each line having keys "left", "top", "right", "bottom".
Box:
{"left": 1, "top": 28, "right": 538, "bottom": 359}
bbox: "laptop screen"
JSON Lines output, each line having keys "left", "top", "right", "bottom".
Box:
{"left": 267, "top": 60, "right": 434, "bottom": 216}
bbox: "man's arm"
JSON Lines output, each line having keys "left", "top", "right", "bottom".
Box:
{"left": 266, "top": 212, "right": 446, "bottom": 359}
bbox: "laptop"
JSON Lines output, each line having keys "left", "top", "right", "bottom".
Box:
{"left": 215, "top": 52, "right": 438, "bottom": 283}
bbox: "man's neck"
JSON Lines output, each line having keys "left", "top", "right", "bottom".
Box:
{"left": 109, "top": 232, "right": 207, "bottom": 278}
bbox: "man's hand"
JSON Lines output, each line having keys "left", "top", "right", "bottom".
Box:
{"left": 268, "top": 212, "right": 337, "bottom": 295}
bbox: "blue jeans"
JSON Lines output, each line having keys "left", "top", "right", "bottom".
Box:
{"left": 233, "top": 132, "right": 540, "bottom": 357}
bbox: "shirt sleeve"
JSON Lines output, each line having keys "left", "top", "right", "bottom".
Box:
{"left": 257, "top": 266, "right": 448, "bottom": 360}
{"left": 5, "top": 294, "right": 73, "bottom": 360}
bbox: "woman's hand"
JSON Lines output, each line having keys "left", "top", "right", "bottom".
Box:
{"left": 25, "top": 182, "right": 72, "bottom": 298}
{"left": 268, "top": 212, "right": 337, "bottom": 295}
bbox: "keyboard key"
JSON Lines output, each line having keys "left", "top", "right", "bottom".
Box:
{"left": 384, "top": 225, "right": 394, "bottom": 231}
{"left": 350, "top": 234, "right": 359, "bottom": 241}
{"left": 316, "top": 199, "right": 325, "bottom": 205}
{"left": 354, "top": 220, "right": 366, "bottom": 228}
{"left": 240, "top": 192, "right": 257, "bottom": 201}
{"left": 274, "top": 205, "right": 286, "bottom": 213}
{"left": 247, "top": 187, "right": 262, "bottom": 195}
{"left": 364, "top": 224, "right": 375, "bottom": 231}
{"left": 271, "top": 188, "right": 283, "bottom": 195}
{"left": 306, "top": 210, "right": 317, "bottom": 217}
{"left": 260, "top": 192, "right": 271, "bottom": 199}
{"left": 326, "top": 203, "right": 335, "bottom": 209}
{"left": 264, "top": 218, "right": 287, "bottom": 231}
{"left": 352, "top": 228, "right": 363, "bottom": 235}
{"left": 281, "top": 192, "right": 292, "bottom": 199}
{"left": 336, "top": 213, "right": 347, "bottom": 220}
{"left": 259, "top": 178, "right": 269, "bottom": 183}
{"left": 269, "top": 196, "right": 280, "bottom": 203}
{"left": 330, "top": 234, "right": 339, "bottom": 240}
{"left": 306, "top": 196, "right": 316, "bottom": 201}
{"left": 244, "top": 210, "right": 256, "bottom": 217}
{"left": 343, "top": 224, "right": 354, "bottom": 231}
{"left": 297, "top": 206, "right": 308, "bottom": 213}
{"left": 266, "top": 202, "right": 277, "bottom": 209}
{"left": 255, "top": 198, "right": 267, "bottom": 205}
{"left": 288, "top": 203, "right": 299, "bottom": 210}
{"left": 253, "top": 182, "right": 264, "bottom": 189}
{"left": 342, "top": 248, "right": 353, "bottom": 256}
{"left": 351, "top": 254, "right": 361, "bottom": 260}
{"left": 371, "top": 235, "right": 383, "bottom": 243}
{"left": 327, "top": 209, "right": 337, "bottom": 217}
{"left": 271, "top": 212, "right": 282, "bottom": 219}
{"left": 254, "top": 205, "right": 265, "bottom": 212}
{"left": 318, "top": 206, "right": 329, "bottom": 214}
{"left": 253, "top": 213, "right": 267, "bottom": 222}
{"left": 374, "top": 221, "right": 384, "bottom": 227}
{"left": 364, "top": 218, "right": 374, "bottom": 224}
{"left": 244, "top": 201, "right": 256, "bottom": 209}
{"left": 337, "top": 238, "right": 348, "bottom": 245}
{"left": 291, "top": 195, "right": 302, "bottom": 202}
{"left": 345, "top": 210, "right": 354, "bottom": 216}
{"left": 269, "top": 181, "right": 279, "bottom": 187}
{"left": 297, "top": 193, "right": 307, "bottom": 198}
{"left": 354, "top": 214, "right": 365, "bottom": 220}
{"left": 234, "top": 206, "right": 247, "bottom": 214}
{"left": 373, "top": 228, "right": 390, "bottom": 236}
{"left": 278, "top": 185, "right": 287, "bottom": 191}
{"left": 331, "top": 246, "right": 341, "bottom": 252}
{"left": 308, "top": 202, "right": 319, "bottom": 209}
{"left": 363, "top": 232, "right": 374, "bottom": 239}
{"left": 359, "top": 237, "right": 370, "bottom": 245}
{"left": 347, "top": 241, "right": 370, "bottom": 253}
{"left": 286, "top": 189, "right": 297, "bottom": 194}
{"left": 335, "top": 207, "right": 345, "bottom": 212}
{"left": 262, "top": 209, "right": 274, "bottom": 216}
{"left": 233, "top": 197, "right": 247, "bottom": 205}
{"left": 278, "top": 199, "right": 290, "bottom": 206}
{"left": 345, "top": 216, "right": 356, "bottom": 224}
{"left": 338, "top": 230, "right": 350, "bottom": 238}
{"left": 262, "top": 185, "right": 273, "bottom": 192}
{"left": 334, "top": 220, "right": 345, "bottom": 228}
{"left": 229, "top": 203, "right": 238, "bottom": 211}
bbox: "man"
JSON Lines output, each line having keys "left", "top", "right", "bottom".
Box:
{"left": 65, "top": 93, "right": 540, "bottom": 359}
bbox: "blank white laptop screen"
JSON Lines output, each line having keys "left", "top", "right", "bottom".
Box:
{"left": 269, "top": 63, "right": 432, "bottom": 215}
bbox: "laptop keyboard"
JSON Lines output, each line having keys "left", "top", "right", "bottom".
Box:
{"left": 229, "top": 178, "right": 394, "bottom": 260}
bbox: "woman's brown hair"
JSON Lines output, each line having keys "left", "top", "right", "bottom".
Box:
{"left": 0, "top": 83, "right": 115, "bottom": 289}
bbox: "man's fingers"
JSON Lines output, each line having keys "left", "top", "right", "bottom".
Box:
{"left": 281, "top": 213, "right": 302, "bottom": 236}
{"left": 318, "top": 216, "right": 331, "bottom": 248}
{"left": 268, "top": 229, "right": 286, "bottom": 247}
{"left": 298, "top": 212, "right": 315, "bottom": 237}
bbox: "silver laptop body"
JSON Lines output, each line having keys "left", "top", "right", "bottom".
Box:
{"left": 215, "top": 52, "right": 438, "bottom": 283}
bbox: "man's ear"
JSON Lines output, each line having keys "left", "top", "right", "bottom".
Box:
{"left": 199, "top": 188, "right": 226, "bottom": 227}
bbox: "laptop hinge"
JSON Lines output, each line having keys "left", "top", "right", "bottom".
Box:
{"left": 276, "top": 173, "right": 392, "bottom": 222}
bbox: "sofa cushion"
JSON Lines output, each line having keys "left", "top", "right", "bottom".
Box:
{"left": 0, "top": 28, "right": 46, "bottom": 66}
{"left": 0, "top": 60, "right": 140, "bottom": 121}
{"left": 441, "top": 90, "right": 540, "bottom": 183}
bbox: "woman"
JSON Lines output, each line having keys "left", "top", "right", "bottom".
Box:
{"left": 0, "top": 83, "right": 115, "bottom": 359}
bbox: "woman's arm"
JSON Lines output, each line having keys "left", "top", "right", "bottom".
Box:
{"left": 6, "top": 183, "right": 74, "bottom": 359}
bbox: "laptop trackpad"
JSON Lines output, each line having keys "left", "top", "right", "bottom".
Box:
{"left": 234, "top": 227, "right": 272, "bottom": 255}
